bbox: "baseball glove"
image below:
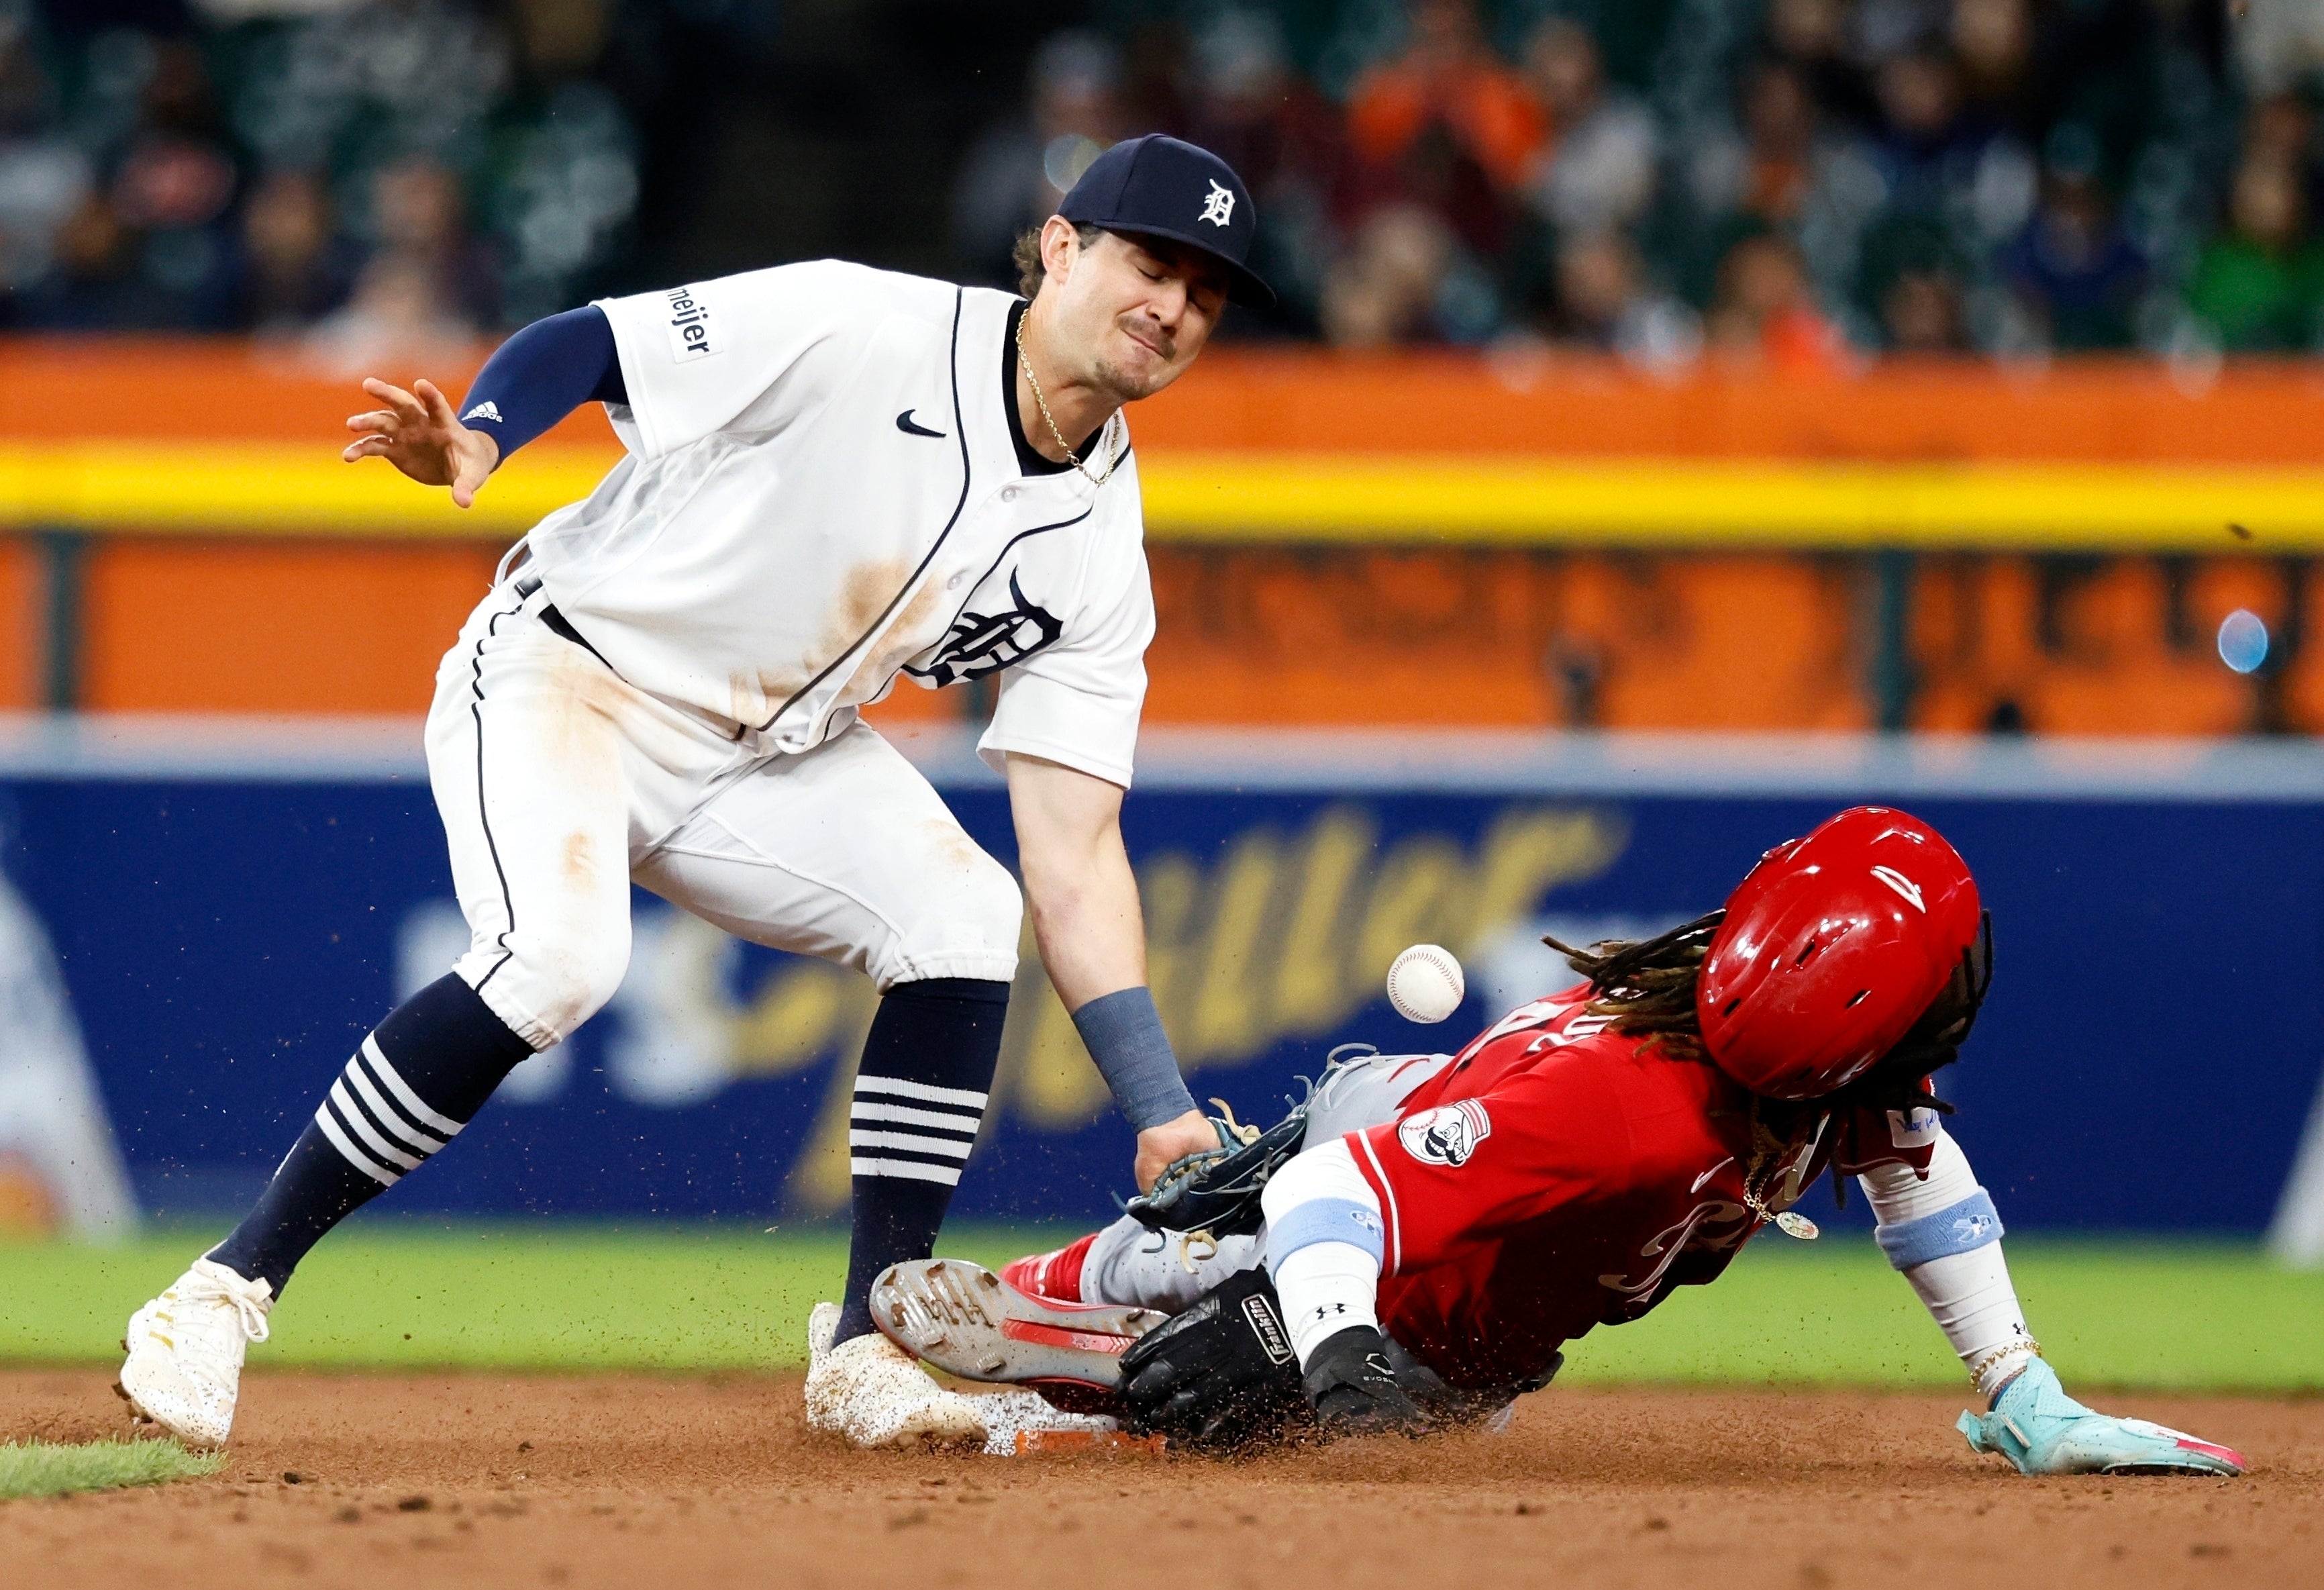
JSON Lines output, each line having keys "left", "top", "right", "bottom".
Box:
{"left": 1123, "top": 1095, "right": 1311, "bottom": 1238}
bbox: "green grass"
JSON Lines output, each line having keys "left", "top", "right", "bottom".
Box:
{"left": 0, "top": 1438, "right": 220, "bottom": 1499}
{"left": 3, "top": 1224, "right": 2319, "bottom": 1391}
{"left": 0, "top": 1223, "right": 1025, "bottom": 1373}
{"left": 1556, "top": 1238, "right": 2324, "bottom": 1392}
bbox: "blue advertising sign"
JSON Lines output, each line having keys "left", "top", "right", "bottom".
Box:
{"left": 3, "top": 721, "right": 2319, "bottom": 1235}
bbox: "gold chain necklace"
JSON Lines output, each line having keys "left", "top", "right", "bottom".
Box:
{"left": 1015, "top": 309, "right": 1121, "bottom": 487}
{"left": 1739, "top": 1102, "right": 1821, "bottom": 1240}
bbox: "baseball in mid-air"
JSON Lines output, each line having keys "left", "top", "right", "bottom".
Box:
{"left": 1386, "top": 943, "right": 1465, "bottom": 1024}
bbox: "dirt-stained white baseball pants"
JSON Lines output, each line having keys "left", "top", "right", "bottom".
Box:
{"left": 423, "top": 579, "right": 1022, "bottom": 1051}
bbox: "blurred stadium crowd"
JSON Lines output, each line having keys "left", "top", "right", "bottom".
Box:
{"left": 1, "top": 0, "right": 2321, "bottom": 368}
{"left": 973, "top": 0, "right": 2324, "bottom": 362}
{"left": 0, "top": 0, "right": 646, "bottom": 366}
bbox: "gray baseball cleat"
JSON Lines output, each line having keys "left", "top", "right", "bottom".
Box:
{"left": 870, "top": 1258, "right": 1167, "bottom": 1411}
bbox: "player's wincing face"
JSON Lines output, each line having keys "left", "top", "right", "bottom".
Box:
{"left": 1037, "top": 220, "right": 1227, "bottom": 404}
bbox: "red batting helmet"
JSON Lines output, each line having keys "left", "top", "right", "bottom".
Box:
{"left": 1695, "top": 806, "right": 1983, "bottom": 1099}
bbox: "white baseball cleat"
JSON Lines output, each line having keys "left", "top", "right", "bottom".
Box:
{"left": 116, "top": 1258, "right": 274, "bottom": 1448}
{"left": 803, "top": 1299, "right": 989, "bottom": 1448}
{"left": 870, "top": 1258, "right": 1166, "bottom": 1410}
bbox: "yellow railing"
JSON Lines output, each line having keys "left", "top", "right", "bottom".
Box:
{"left": 5, "top": 441, "right": 2323, "bottom": 550}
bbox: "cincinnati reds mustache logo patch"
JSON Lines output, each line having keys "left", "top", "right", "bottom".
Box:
{"left": 1397, "top": 1100, "right": 1492, "bottom": 1166}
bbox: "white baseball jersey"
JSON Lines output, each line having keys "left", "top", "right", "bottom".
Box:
{"left": 524, "top": 260, "right": 1154, "bottom": 788}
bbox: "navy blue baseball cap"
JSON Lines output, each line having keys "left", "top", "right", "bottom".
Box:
{"left": 1059, "top": 134, "right": 1274, "bottom": 309}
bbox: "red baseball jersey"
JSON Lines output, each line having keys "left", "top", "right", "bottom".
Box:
{"left": 1348, "top": 987, "right": 1939, "bottom": 1390}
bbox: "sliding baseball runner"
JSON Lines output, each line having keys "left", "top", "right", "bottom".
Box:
{"left": 872, "top": 807, "right": 2248, "bottom": 1475}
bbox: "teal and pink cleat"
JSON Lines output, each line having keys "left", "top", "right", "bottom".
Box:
{"left": 1958, "top": 1359, "right": 2246, "bottom": 1477}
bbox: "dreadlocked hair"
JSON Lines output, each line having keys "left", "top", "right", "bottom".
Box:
{"left": 1540, "top": 910, "right": 1727, "bottom": 1062}
{"left": 1545, "top": 905, "right": 1992, "bottom": 1097}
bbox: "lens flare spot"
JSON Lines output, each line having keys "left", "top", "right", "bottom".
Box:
{"left": 2217, "top": 609, "right": 2269, "bottom": 675}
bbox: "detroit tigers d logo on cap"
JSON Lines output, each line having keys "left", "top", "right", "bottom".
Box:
{"left": 1058, "top": 134, "right": 1274, "bottom": 309}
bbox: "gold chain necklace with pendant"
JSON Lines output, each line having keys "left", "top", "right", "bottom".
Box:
{"left": 1740, "top": 1100, "right": 1823, "bottom": 1240}
{"left": 1015, "top": 310, "right": 1121, "bottom": 487}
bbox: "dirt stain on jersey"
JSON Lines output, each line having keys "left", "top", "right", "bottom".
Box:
{"left": 726, "top": 665, "right": 810, "bottom": 729}
{"left": 723, "top": 558, "right": 936, "bottom": 727}
{"left": 844, "top": 562, "right": 948, "bottom": 701}
{"left": 561, "top": 830, "right": 597, "bottom": 887}
{"left": 725, "top": 546, "right": 943, "bottom": 720}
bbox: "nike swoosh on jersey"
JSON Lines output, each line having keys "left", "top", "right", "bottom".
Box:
{"left": 895, "top": 409, "right": 946, "bottom": 438}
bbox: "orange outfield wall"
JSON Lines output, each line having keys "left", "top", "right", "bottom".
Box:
{"left": 1135, "top": 352, "right": 2324, "bottom": 464}
{"left": 3, "top": 339, "right": 2322, "bottom": 725}
{"left": 7, "top": 337, "right": 2324, "bottom": 460}
{"left": 77, "top": 542, "right": 505, "bottom": 715}
{"left": 0, "top": 538, "right": 34, "bottom": 708}
{"left": 0, "top": 340, "right": 610, "bottom": 448}
{"left": 31, "top": 538, "right": 2319, "bottom": 733}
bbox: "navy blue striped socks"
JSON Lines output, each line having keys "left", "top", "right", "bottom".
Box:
{"left": 208, "top": 971, "right": 1006, "bottom": 1331}
{"left": 207, "top": 975, "right": 533, "bottom": 1296}
{"left": 831, "top": 977, "right": 1009, "bottom": 1344}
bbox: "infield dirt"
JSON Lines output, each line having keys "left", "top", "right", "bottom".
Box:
{"left": 3, "top": 1369, "right": 2316, "bottom": 1588}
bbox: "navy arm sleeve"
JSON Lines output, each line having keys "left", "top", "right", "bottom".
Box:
{"left": 456, "top": 305, "right": 629, "bottom": 462}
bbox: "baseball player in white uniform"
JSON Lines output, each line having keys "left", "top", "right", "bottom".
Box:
{"left": 117, "top": 136, "right": 1274, "bottom": 1450}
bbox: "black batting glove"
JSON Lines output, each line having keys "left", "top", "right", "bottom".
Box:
{"left": 1118, "top": 1267, "right": 1306, "bottom": 1448}
{"left": 1301, "top": 1325, "right": 1429, "bottom": 1439}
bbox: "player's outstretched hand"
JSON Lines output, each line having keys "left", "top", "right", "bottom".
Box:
{"left": 1958, "top": 1359, "right": 2245, "bottom": 1476}
{"left": 1118, "top": 1268, "right": 1305, "bottom": 1448}
{"left": 342, "top": 377, "right": 499, "bottom": 507}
